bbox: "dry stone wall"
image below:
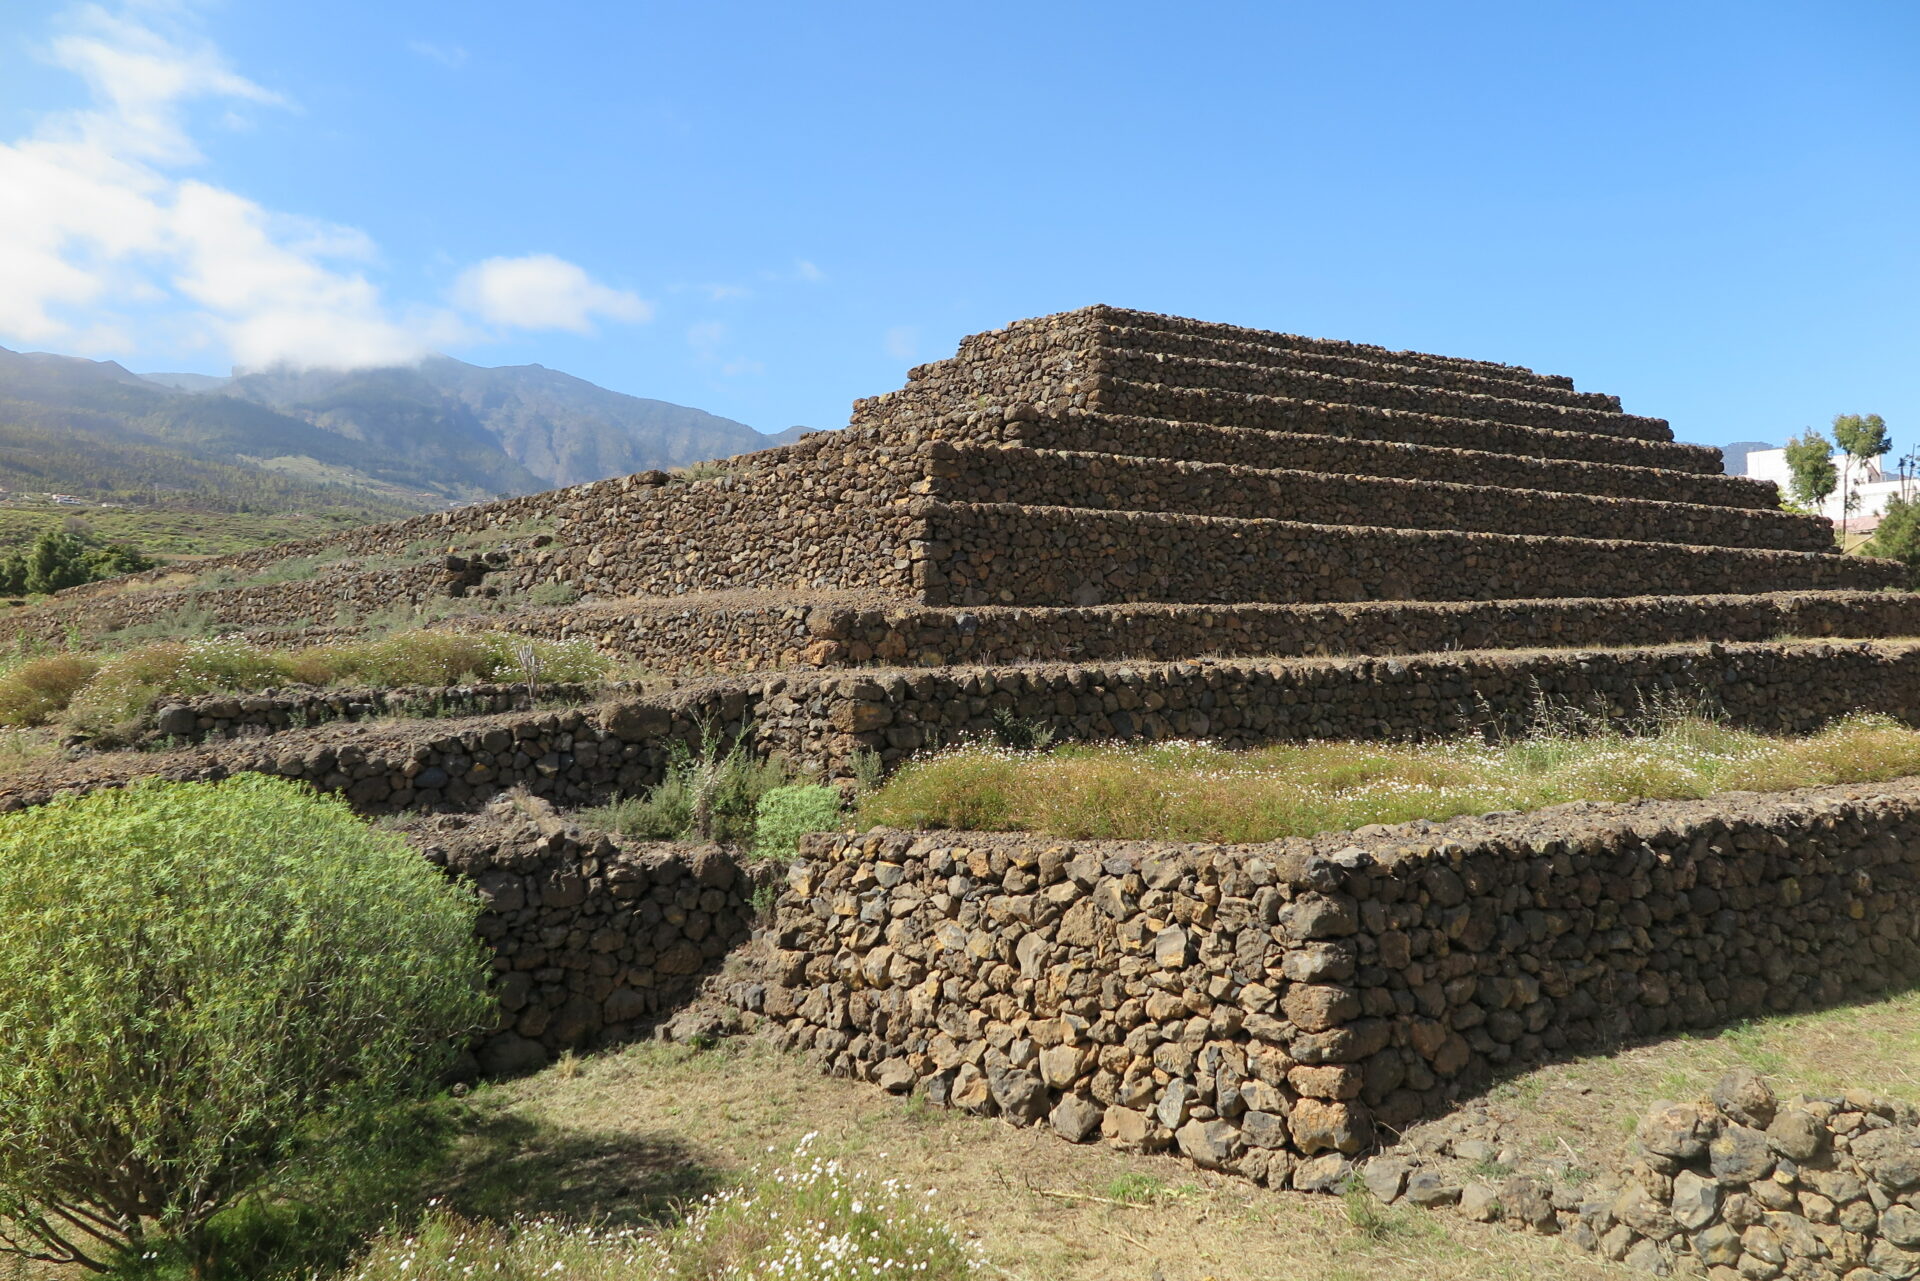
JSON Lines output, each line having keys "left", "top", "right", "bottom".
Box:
{"left": 918, "top": 502, "right": 1900, "bottom": 608}
{"left": 1102, "top": 321, "right": 1614, "bottom": 410}
{"left": 997, "top": 412, "right": 1781, "bottom": 510}
{"left": 0, "top": 563, "right": 455, "bottom": 645}
{"left": 142, "top": 680, "right": 617, "bottom": 746}
{"left": 408, "top": 801, "right": 762, "bottom": 1076}
{"left": 14, "top": 639, "right": 1920, "bottom": 816}
{"left": 473, "top": 592, "right": 1920, "bottom": 678}
{"left": 1090, "top": 305, "right": 1574, "bottom": 388}
{"left": 929, "top": 443, "right": 1829, "bottom": 552}
{"left": 755, "top": 779, "right": 1920, "bottom": 1201}
{"left": 1102, "top": 346, "right": 1671, "bottom": 441}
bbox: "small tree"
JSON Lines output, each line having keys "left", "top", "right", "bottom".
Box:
{"left": 1782, "top": 429, "right": 1838, "bottom": 513}
{"left": 0, "top": 775, "right": 491, "bottom": 1274}
{"left": 1832, "top": 412, "right": 1891, "bottom": 525}
{"left": 1866, "top": 493, "right": 1920, "bottom": 586}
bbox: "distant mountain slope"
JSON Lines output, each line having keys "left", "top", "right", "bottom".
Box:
{"left": 220, "top": 357, "right": 770, "bottom": 488}
{"left": 0, "top": 344, "right": 786, "bottom": 518}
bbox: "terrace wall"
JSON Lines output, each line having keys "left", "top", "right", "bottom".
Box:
{"left": 756, "top": 780, "right": 1920, "bottom": 1195}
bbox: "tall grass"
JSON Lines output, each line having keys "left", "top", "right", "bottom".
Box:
{"left": 859, "top": 713, "right": 1920, "bottom": 843}
{"left": 335, "top": 1136, "right": 977, "bottom": 1281}
{"left": 0, "top": 631, "right": 611, "bottom": 735}
{"left": 582, "top": 726, "right": 794, "bottom": 846}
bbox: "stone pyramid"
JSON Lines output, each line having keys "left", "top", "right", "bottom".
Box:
{"left": 521, "top": 304, "right": 1908, "bottom": 669}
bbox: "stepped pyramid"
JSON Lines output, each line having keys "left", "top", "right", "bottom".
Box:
{"left": 523, "top": 305, "right": 1909, "bottom": 668}
{"left": 18, "top": 304, "right": 1913, "bottom": 688}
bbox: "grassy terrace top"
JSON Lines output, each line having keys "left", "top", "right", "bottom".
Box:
{"left": 857, "top": 712, "right": 1920, "bottom": 845}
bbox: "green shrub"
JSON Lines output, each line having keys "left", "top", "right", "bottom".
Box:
{"left": 0, "top": 529, "right": 155, "bottom": 596}
{"left": 1866, "top": 494, "right": 1920, "bottom": 586}
{"left": 0, "top": 775, "right": 491, "bottom": 1274}
{"left": 752, "top": 784, "right": 844, "bottom": 860}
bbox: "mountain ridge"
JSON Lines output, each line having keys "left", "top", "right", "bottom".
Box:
{"left": 0, "top": 345, "right": 793, "bottom": 514}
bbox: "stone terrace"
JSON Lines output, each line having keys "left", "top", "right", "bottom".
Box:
{"left": 7, "top": 305, "right": 1913, "bottom": 740}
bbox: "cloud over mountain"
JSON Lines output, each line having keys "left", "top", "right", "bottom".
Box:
{"left": 0, "top": 3, "right": 650, "bottom": 372}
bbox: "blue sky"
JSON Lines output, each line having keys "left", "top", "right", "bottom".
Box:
{"left": 1, "top": 2, "right": 1914, "bottom": 456}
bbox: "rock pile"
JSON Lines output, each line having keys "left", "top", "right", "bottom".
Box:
{"left": 1356, "top": 1069, "right": 1920, "bottom": 1280}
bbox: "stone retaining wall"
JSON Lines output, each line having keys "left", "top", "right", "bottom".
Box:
{"left": 467, "top": 592, "right": 1920, "bottom": 677}
{"left": 408, "top": 801, "right": 762, "bottom": 1076}
{"left": 1093, "top": 305, "right": 1574, "bottom": 388}
{"left": 930, "top": 443, "right": 1829, "bottom": 552}
{"left": 1000, "top": 412, "right": 1780, "bottom": 510}
{"left": 1103, "top": 346, "right": 1669, "bottom": 441}
{"left": 917, "top": 502, "right": 1900, "bottom": 608}
{"left": 1104, "top": 321, "right": 1613, "bottom": 410}
{"left": 1095, "top": 379, "right": 1718, "bottom": 473}
{"left": 142, "top": 680, "right": 617, "bottom": 745}
{"left": 10, "top": 640, "right": 1920, "bottom": 811}
{"left": 754, "top": 779, "right": 1920, "bottom": 1201}
{"left": 0, "top": 562, "right": 456, "bottom": 645}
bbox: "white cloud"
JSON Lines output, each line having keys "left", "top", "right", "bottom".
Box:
{"left": 407, "top": 40, "right": 469, "bottom": 68}
{"left": 454, "top": 254, "right": 650, "bottom": 334}
{"left": 884, "top": 325, "right": 918, "bottom": 362}
{"left": 0, "top": 3, "right": 648, "bottom": 370}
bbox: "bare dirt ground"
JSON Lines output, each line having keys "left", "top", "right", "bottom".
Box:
{"left": 431, "top": 986, "right": 1920, "bottom": 1281}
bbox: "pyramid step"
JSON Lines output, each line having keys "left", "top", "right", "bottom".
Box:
{"left": 1090, "top": 305, "right": 1578, "bottom": 390}
{"left": 512, "top": 589, "right": 1920, "bottom": 673}
{"left": 919, "top": 501, "right": 1902, "bottom": 608}
{"left": 1005, "top": 412, "right": 1781, "bottom": 512}
{"left": 472, "top": 589, "right": 1920, "bottom": 675}
{"left": 1096, "top": 377, "right": 1722, "bottom": 473}
{"left": 1102, "top": 322, "right": 1618, "bottom": 413}
{"left": 929, "top": 444, "right": 1833, "bottom": 553}
{"left": 1107, "top": 347, "right": 1669, "bottom": 442}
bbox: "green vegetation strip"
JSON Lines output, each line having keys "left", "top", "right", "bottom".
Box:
{"left": 0, "top": 629, "right": 610, "bottom": 739}
{"left": 859, "top": 713, "right": 1920, "bottom": 843}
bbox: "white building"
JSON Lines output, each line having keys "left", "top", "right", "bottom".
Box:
{"left": 1743, "top": 448, "right": 1916, "bottom": 536}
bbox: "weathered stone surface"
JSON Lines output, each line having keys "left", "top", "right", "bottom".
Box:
{"left": 1049, "top": 1094, "right": 1103, "bottom": 1143}
{"left": 1673, "top": 1170, "right": 1723, "bottom": 1231}
{"left": 1642, "top": 1102, "right": 1715, "bottom": 1160}
{"left": 1405, "top": 1170, "right": 1462, "bottom": 1208}
{"left": 1711, "top": 1125, "right": 1777, "bottom": 1185}
{"left": 1176, "top": 1119, "right": 1242, "bottom": 1170}
{"left": 1459, "top": 1183, "right": 1501, "bottom": 1222}
{"left": 1362, "top": 1156, "right": 1413, "bottom": 1204}
{"left": 1852, "top": 1128, "right": 1920, "bottom": 1190}
{"left": 1713, "top": 1068, "right": 1778, "bottom": 1130}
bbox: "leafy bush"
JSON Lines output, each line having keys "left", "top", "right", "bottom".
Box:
{"left": 336, "top": 1136, "right": 977, "bottom": 1281}
{"left": 0, "top": 529, "right": 154, "bottom": 596}
{"left": 1866, "top": 493, "right": 1920, "bottom": 585}
{"left": 0, "top": 652, "right": 100, "bottom": 726}
{"left": 0, "top": 775, "right": 492, "bottom": 1273}
{"left": 752, "top": 784, "right": 844, "bottom": 860}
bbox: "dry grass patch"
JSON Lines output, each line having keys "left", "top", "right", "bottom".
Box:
{"left": 442, "top": 1037, "right": 1614, "bottom": 1281}
{"left": 1474, "top": 986, "right": 1920, "bottom": 1181}
{"left": 862, "top": 713, "right": 1920, "bottom": 842}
